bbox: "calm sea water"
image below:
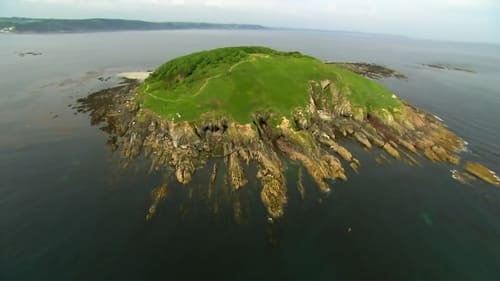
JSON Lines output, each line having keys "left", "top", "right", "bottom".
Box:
{"left": 1, "top": 30, "right": 499, "bottom": 280}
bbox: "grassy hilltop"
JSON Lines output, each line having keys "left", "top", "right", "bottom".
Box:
{"left": 138, "top": 46, "right": 401, "bottom": 123}
{"left": 77, "top": 47, "right": 498, "bottom": 220}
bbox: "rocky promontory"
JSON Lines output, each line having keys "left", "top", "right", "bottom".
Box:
{"left": 76, "top": 47, "right": 499, "bottom": 220}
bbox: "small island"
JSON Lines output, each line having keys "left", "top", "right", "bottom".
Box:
{"left": 422, "top": 63, "right": 476, "bottom": 74}
{"left": 77, "top": 47, "right": 499, "bottom": 220}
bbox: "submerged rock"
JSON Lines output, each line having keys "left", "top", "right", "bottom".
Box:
{"left": 146, "top": 183, "right": 169, "bottom": 220}
{"left": 451, "top": 169, "right": 474, "bottom": 185}
{"left": 422, "top": 64, "right": 476, "bottom": 74}
{"left": 297, "top": 167, "right": 306, "bottom": 200}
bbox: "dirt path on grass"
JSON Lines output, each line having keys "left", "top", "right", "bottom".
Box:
{"left": 146, "top": 54, "right": 270, "bottom": 100}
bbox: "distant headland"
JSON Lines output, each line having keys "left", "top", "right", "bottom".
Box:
{"left": 0, "top": 17, "right": 268, "bottom": 33}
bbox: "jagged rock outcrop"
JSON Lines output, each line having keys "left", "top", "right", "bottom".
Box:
{"left": 464, "top": 162, "right": 500, "bottom": 186}
{"left": 76, "top": 71, "right": 497, "bottom": 221}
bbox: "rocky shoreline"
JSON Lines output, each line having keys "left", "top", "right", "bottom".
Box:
{"left": 75, "top": 69, "right": 499, "bottom": 220}
{"left": 329, "top": 62, "right": 408, "bottom": 80}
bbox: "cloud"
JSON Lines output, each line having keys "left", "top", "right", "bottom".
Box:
{"left": 446, "top": 0, "right": 496, "bottom": 8}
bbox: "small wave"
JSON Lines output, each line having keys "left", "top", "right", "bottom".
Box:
{"left": 433, "top": 114, "right": 444, "bottom": 122}
{"left": 460, "top": 140, "right": 470, "bottom": 152}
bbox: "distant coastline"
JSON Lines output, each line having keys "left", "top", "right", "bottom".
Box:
{"left": 0, "top": 17, "right": 268, "bottom": 33}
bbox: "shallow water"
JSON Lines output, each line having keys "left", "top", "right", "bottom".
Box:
{"left": 1, "top": 30, "right": 499, "bottom": 280}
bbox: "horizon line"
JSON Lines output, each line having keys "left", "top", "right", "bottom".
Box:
{"left": 1, "top": 16, "right": 499, "bottom": 45}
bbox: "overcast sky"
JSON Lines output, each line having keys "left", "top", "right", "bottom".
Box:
{"left": 1, "top": 0, "right": 499, "bottom": 43}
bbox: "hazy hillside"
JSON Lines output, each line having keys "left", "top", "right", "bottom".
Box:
{"left": 0, "top": 17, "right": 268, "bottom": 33}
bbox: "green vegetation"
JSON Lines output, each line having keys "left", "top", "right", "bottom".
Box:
{"left": 0, "top": 17, "right": 266, "bottom": 33}
{"left": 138, "top": 46, "right": 401, "bottom": 123}
{"left": 331, "top": 67, "right": 402, "bottom": 112}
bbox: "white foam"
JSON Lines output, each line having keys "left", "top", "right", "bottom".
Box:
{"left": 460, "top": 140, "right": 470, "bottom": 152}
{"left": 433, "top": 114, "right": 444, "bottom": 122}
{"left": 117, "top": 71, "right": 152, "bottom": 81}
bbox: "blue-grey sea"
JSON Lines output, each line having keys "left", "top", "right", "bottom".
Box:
{"left": 1, "top": 30, "right": 499, "bottom": 280}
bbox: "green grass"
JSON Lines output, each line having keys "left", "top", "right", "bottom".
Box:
{"left": 138, "top": 47, "right": 401, "bottom": 123}
{"left": 331, "top": 67, "right": 402, "bottom": 112}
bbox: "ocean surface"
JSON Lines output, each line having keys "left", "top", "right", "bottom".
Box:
{"left": 1, "top": 30, "right": 499, "bottom": 280}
